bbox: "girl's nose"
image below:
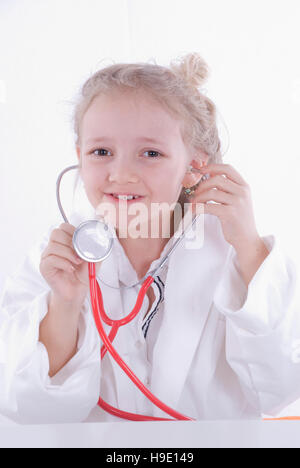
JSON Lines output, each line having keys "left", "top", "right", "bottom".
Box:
{"left": 108, "top": 159, "right": 139, "bottom": 184}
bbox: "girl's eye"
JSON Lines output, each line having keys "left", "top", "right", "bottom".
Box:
{"left": 143, "top": 150, "right": 162, "bottom": 158}
{"left": 90, "top": 148, "right": 112, "bottom": 157}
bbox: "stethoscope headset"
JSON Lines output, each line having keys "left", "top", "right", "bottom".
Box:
{"left": 56, "top": 164, "right": 207, "bottom": 421}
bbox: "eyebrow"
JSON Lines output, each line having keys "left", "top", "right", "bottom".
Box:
{"left": 85, "top": 136, "right": 166, "bottom": 145}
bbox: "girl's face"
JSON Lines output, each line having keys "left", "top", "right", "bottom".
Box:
{"left": 76, "top": 90, "right": 202, "bottom": 234}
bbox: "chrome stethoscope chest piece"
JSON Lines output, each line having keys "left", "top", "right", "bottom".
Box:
{"left": 73, "top": 219, "right": 114, "bottom": 263}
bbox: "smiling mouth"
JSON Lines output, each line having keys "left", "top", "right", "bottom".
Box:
{"left": 104, "top": 193, "right": 145, "bottom": 202}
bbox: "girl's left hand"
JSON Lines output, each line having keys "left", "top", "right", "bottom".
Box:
{"left": 189, "top": 163, "right": 261, "bottom": 251}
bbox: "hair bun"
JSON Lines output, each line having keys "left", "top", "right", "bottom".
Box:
{"left": 169, "top": 52, "right": 210, "bottom": 89}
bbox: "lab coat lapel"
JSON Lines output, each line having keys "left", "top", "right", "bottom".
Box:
{"left": 150, "top": 214, "right": 230, "bottom": 416}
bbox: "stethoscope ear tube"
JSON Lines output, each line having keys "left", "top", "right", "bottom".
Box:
{"left": 56, "top": 165, "right": 80, "bottom": 224}
{"left": 89, "top": 263, "right": 195, "bottom": 421}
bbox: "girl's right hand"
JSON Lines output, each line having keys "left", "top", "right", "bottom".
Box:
{"left": 39, "top": 223, "right": 102, "bottom": 305}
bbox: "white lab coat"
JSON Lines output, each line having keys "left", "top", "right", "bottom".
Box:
{"left": 1, "top": 210, "right": 300, "bottom": 424}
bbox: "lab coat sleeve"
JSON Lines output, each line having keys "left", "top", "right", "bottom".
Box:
{"left": 213, "top": 234, "right": 300, "bottom": 416}
{"left": 0, "top": 223, "right": 101, "bottom": 424}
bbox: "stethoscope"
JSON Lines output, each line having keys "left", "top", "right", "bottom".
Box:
{"left": 56, "top": 164, "right": 207, "bottom": 421}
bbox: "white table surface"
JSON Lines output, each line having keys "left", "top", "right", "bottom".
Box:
{"left": 0, "top": 420, "right": 300, "bottom": 448}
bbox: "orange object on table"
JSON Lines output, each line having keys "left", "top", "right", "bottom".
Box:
{"left": 263, "top": 416, "right": 300, "bottom": 421}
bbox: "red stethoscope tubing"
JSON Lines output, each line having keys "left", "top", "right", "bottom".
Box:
{"left": 88, "top": 263, "right": 194, "bottom": 421}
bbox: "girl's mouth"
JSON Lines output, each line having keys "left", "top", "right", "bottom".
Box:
{"left": 104, "top": 193, "right": 145, "bottom": 203}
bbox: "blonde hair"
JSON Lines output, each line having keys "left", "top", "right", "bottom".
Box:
{"left": 71, "top": 53, "right": 224, "bottom": 204}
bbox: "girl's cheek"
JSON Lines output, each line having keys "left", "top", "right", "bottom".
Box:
{"left": 84, "top": 171, "right": 106, "bottom": 190}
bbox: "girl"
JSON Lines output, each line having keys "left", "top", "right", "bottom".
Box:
{"left": 1, "top": 53, "right": 300, "bottom": 424}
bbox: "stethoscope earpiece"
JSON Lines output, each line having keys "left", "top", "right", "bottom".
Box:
{"left": 187, "top": 164, "right": 207, "bottom": 173}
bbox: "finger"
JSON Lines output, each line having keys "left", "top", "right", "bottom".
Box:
{"left": 201, "top": 202, "right": 226, "bottom": 217}
{"left": 189, "top": 201, "right": 226, "bottom": 218}
{"left": 50, "top": 228, "right": 74, "bottom": 246}
{"left": 196, "top": 174, "right": 242, "bottom": 195}
{"left": 59, "top": 222, "right": 76, "bottom": 236}
{"left": 193, "top": 188, "right": 235, "bottom": 205}
{"left": 199, "top": 163, "right": 248, "bottom": 186}
{"left": 42, "top": 243, "right": 83, "bottom": 265}
{"left": 43, "top": 255, "right": 77, "bottom": 274}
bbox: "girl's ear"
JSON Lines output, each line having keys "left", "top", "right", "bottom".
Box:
{"left": 182, "top": 153, "right": 209, "bottom": 188}
{"left": 182, "top": 170, "right": 200, "bottom": 188}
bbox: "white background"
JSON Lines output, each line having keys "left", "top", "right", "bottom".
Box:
{"left": 0, "top": 0, "right": 300, "bottom": 419}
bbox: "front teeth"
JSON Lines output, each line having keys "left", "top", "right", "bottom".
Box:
{"left": 114, "top": 194, "right": 140, "bottom": 200}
